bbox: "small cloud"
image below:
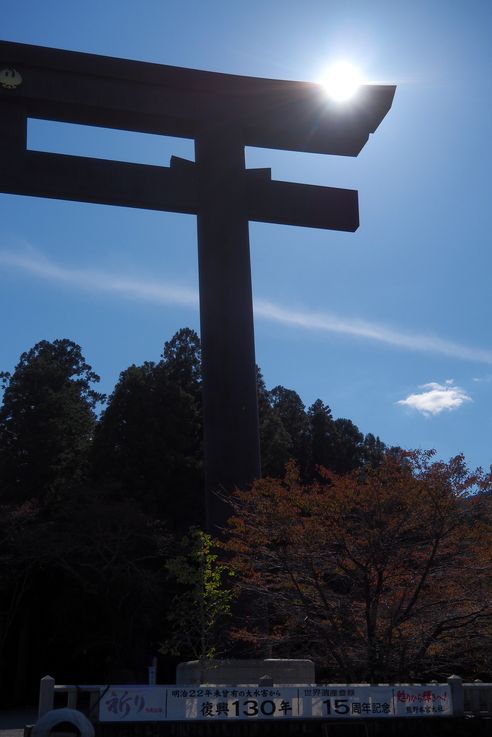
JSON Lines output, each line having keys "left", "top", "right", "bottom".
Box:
{"left": 473, "top": 375, "right": 492, "bottom": 383}
{"left": 397, "top": 381, "right": 472, "bottom": 417}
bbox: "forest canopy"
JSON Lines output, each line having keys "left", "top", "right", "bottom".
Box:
{"left": 0, "top": 331, "right": 490, "bottom": 705}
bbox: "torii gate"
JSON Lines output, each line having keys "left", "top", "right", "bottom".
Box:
{"left": 0, "top": 41, "right": 395, "bottom": 533}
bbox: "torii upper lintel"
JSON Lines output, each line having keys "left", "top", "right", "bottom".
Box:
{"left": 0, "top": 40, "right": 394, "bottom": 156}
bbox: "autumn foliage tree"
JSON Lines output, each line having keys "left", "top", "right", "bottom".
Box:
{"left": 224, "top": 451, "right": 492, "bottom": 681}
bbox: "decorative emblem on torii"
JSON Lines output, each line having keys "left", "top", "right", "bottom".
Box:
{"left": 0, "top": 41, "right": 395, "bottom": 533}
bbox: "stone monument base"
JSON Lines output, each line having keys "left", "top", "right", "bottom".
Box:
{"left": 176, "top": 659, "right": 315, "bottom": 685}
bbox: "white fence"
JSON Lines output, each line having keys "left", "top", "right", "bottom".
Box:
{"left": 37, "top": 675, "right": 492, "bottom": 721}
{"left": 463, "top": 681, "right": 492, "bottom": 716}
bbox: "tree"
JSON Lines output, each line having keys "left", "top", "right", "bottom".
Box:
{"left": 161, "top": 327, "right": 202, "bottom": 400}
{"left": 307, "top": 403, "right": 366, "bottom": 477}
{"left": 270, "top": 386, "right": 311, "bottom": 479}
{"left": 307, "top": 399, "right": 334, "bottom": 477}
{"left": 327, "top": 417, "right": 364, "bottom": 474}
{"left": 0, "top": 498, "right": 40, "bottom": 704}
{"left": 224, "top": 451, "right": 492, "bottom": 681}
{"left": 39, "top": 493, "right": 170, "bottom": 683}
{"left": 92, "top": 363, "right": 202, "bottom": 528}
{"left": 256, "top": 368, "right": 291, "bottom": 478}
{"left": 0, "top": 490, "right": 170, "bottom": 704}
{"left": 92, "top": 329, "right": 203, "bottom": 529}
{"left": 160, "top": 528, "right": 234, "bottom": 663}
{"left": 0, "top": 339, "right": 103, "bottom": 504}
{"left": 361, "top": 433, "right": 386, "bottom": 468}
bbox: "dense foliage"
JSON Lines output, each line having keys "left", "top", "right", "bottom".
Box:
{"left": 160, "top": 528, "right": 235, "bottom": 661}
{"left": 0, "top": 339, "right": 103, "bottom": 504}
{"left": 0, "top": 331, "right": 490, "bottom": 705}
{"left": 224, "top": 454, "right": 492, "bottom": 681}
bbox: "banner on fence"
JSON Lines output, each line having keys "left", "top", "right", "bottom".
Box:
{"left": 98, "top": 684, "right": 452, "bottom": 721}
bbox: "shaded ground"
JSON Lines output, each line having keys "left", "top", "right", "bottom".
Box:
{"left": 0, "top": 709, "right": 37, "bottom": 737}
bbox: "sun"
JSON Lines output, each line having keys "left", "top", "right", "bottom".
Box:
{"left": 319, "top": 61, "right": 363, "bottom": 102}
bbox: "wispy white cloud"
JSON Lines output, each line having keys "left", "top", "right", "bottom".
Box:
{"left": 2, "top": 248, "right": 492, "bottom": 366}
{"left": 254, "top": 299, "right": 492, "bottom": 364}
{"left": 0, "top": 249, "right": 198, "bottom": 307}
{"left": 397, "top": 381, "right": 472, "bottom": 416}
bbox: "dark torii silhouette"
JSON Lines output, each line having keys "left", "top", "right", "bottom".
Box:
{"left": 0, "top": 41, "right": 395, "bottom": 533}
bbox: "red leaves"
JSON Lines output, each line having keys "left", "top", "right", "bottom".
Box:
{"left": 223, "top": 451, "right": 492, "bottom": 680}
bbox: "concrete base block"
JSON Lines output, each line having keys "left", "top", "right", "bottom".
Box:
{"left": 176, "top": 658, "right": 315, "bottom": 685}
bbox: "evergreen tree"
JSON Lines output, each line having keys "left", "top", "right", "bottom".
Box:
{"left": 256, "top": 368, "right": 291, "bottom": 478}
{"left": 307, "top": 399, "right": 334, "bottom": 477}
{"left": 270, "top": 386, "right": 311, "bottom": 479}
{"left": 92, "top": 330, "right": 203, "bottom": 529}
{"left": 162, "top": 327, "right": 202, "bottom": 400}
{"left": 361, "top": 432, "right": 387, "bottom": 468}
{"left": 0, "top": 339, "right": 103, "bottom": 503}
{"left": 328, "top": 417, "right": 364, "bottom": 474}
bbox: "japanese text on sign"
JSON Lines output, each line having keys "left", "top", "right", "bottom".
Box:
{"left": 99, "top": 684, "right": 452, "bottom": 722}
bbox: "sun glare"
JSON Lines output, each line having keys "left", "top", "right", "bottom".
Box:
{"left": 319, "top": 61, "right": 363, "bottom": 102}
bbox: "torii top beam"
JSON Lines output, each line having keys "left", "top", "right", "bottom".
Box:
{"left": 0, "top": 40, "right": 394, "bottom": 156}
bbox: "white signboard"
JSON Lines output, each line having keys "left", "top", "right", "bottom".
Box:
{"left": 99, "top": 684, "right": 452, "bottom": 722}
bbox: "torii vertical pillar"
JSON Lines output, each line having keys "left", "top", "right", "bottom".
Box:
{"left": 196, "top": 128, "right": 260, "bottom": 531}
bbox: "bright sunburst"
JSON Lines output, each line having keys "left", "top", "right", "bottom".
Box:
{"left": 319, "top": 61, "right": 363, "bottom": 102}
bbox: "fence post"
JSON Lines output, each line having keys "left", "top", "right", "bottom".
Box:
{"left": 447, "top": 674, "right": 464, "bottom": 717}
{"left": 67, "top": 687, "right": 78, "bottom": 710}
{"left": 38, "top": 676, "right": 55, "bottom": 718}
{"left": 89, "top": 691, "right": 100, "bottom": 721}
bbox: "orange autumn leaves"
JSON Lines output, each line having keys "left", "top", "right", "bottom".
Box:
{"left": 224, "top": 451, "right": 492, "bottom": 680}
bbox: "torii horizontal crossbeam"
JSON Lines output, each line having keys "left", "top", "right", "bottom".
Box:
{"left": 0, "top": 148, "right": 359, "bottom": 232}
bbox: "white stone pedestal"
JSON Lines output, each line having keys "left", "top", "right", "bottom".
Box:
{"left": 176, "top": 659, "right": 315, "bottom": 685}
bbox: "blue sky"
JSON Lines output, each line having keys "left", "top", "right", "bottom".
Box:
{"left": 1, "top": 0, "right": 491, "bottom": 471}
